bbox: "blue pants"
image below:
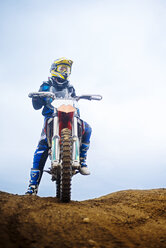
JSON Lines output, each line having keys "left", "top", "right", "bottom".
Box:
{"left": 32, "top": 119, "right": 92, "bottom": 171}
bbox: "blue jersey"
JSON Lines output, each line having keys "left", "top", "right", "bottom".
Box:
{"left": 32, "top": 78, "right": 76, "bottom": 117}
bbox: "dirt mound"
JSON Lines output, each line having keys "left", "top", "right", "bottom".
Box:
{"left": 0, "top": 189, "right": 166, "bottom": 248}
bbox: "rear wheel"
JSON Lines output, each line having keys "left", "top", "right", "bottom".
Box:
{"left": 60, "top": 128, "right": 72, "bottom": 202}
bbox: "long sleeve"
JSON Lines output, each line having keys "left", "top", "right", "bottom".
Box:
{"left": 32, "top": 82, "right": 50, "bottom": 110}
{"left": 32, "top": 97, "right": 44, "bottom": 110}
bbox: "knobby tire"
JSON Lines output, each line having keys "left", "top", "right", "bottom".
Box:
{"left": 56, "top": 173, "right": 61, "bottom": 198}
{"left": 60, "top": 128, "right": 72, "bottom": 202}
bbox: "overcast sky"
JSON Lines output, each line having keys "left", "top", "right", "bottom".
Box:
{"left": 0, "top": 0, "right": 166, "bottom": 200}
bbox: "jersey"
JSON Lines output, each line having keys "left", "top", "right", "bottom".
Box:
{"left": 32, "top": 77, "right": 76, "bottom": 117}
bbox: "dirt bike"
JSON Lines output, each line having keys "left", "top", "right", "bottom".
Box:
{"left": 29, "top": 91, "right": 102, "bottom": 202}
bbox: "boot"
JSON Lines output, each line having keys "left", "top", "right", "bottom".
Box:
{"left": 80, "top": 163, "right": 91, "bottom": 175}
{"left": 25, "top": 169, "right": 42, "bottom": 195}
{"left": 80, "top": 143, "right": 90, "bottom": 175}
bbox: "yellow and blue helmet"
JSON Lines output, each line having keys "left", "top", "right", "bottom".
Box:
{"left": 50, "top": 57, "right": 73, "bottom": 80}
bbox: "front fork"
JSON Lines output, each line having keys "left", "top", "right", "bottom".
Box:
{"left": 49, "top": 115, "right": 80, "bottom": 169}
{"left": 72, "top": 116, "right": 80, "bottom": 167}
{"left": 49, "top": 116, "right": 60, "bottom": 167}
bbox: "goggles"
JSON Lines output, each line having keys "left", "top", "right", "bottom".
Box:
{"left": 56, "top": 64, "right": 71, "bottom": 75}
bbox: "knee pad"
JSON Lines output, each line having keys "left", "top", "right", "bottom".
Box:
{"left": 82, "top": 122, "right": 92, "bottom": 143}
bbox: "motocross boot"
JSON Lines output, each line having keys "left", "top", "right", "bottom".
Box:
{"left": 79, "top": 143, "right": 90, "bottom": 175}
{"left": 25, "top": 169, "right": 42, "bottom": 195}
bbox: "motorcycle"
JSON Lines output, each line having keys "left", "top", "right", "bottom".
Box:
{"left": 29, "top": 91, "right": 102, "bottom": 202}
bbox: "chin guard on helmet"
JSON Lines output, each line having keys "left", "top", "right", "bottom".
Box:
{"left": 50, "top": 57, "right": 73, "bottom": 80}
{"left": 51, "top": 77, "right": 69, "bottom": 89}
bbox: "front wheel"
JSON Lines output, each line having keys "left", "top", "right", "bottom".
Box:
{"left": 60, "top": 128, "right": 72, "bottom": 202}
{"left": 56, "top": 172, "right": 61, "bottom": 198}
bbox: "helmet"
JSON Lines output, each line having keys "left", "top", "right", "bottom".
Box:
{"left": 50, "top": 57, "right": 73, "bottom": 80}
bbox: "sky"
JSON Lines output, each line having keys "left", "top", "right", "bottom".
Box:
{"left": 0, "top": 0, "right": 166, "bottom": 200}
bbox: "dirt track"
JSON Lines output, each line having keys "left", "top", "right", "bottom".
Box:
{"left": 0, "top": 189, "right": 166, "bottom": 248}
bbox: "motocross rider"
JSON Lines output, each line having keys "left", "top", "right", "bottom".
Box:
{"left": 26, "top": 58, "right": 92, "bottom": 195}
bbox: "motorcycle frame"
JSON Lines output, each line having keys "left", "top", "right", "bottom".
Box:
{"left": 46, "top": 99, "right": 81, "bottom": 173}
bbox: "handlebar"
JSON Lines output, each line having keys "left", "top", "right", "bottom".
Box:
{"left": 28, "top": 92, "right": 55, "bottom": 99}
{"left": 75, "top": 95, "right": 102, "bottom": 101}
{"left": 28, "top": 92, "right": 102, "bottom": 101}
